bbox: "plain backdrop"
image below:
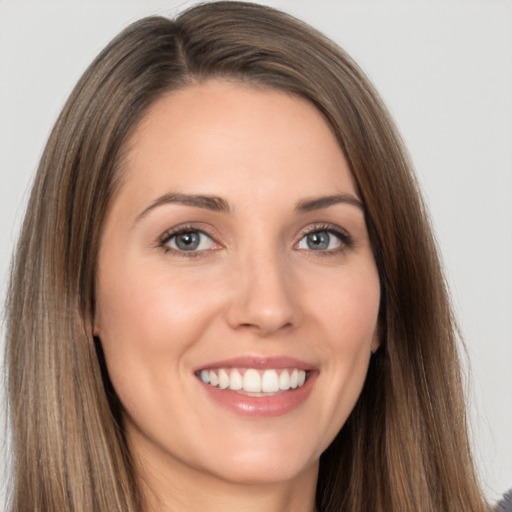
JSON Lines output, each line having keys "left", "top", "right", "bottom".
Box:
{"left": 1, "top": 0, "right": 511, "bottom": 506}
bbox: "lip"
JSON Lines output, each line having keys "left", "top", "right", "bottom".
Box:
{"left": 194, "top": 355, "right": 315, "bottom": 372}
{"left": 195, "top": 355, "right": 318, "bottom": 417}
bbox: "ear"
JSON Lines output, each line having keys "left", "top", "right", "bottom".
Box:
{"left": 370, "top": 327, "right": 380, "bottom": 354}
{"left": 91, "top": 308, "right": 101, "bottom": 337}
{"left": 92, "top": 315, "right": 101, "bottom": 337}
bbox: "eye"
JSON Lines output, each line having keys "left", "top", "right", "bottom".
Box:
{"left": 296, "top": 227, "right": 351, "bottom": 252}
{"left": 161, "top": 229, "right": 216, "bottom": 252}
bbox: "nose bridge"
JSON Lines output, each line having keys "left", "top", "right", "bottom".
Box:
{"left": 225, "top": 241, "right": 301, "bottom": 335}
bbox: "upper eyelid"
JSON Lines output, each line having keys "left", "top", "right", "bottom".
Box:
{"left": 296, "top": 222, "right": 351, "bottom": 238}
{"left": 159, "top": 223, "right": 219, "bottom": 244}
{"left": 163, "top": 229, "right": 213, "bottom": 244}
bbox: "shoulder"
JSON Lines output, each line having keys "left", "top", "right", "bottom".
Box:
{"left": 495, "top": 489, "right": 512, "bottom": 512}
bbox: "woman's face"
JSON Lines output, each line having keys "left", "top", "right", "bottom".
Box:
{"left": 94, "top": 80, "right": 380, "bottom": 487}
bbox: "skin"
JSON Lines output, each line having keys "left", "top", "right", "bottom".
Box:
{"left": 94, "top": 80, "right": 380, "bottom": 512}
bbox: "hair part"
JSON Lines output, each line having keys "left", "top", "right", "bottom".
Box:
{"left": 5, "top": 2, "right": 489, "bottom": 511}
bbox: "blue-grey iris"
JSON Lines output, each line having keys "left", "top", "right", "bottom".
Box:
{"left": 175, "top": 232, "right": 200, "bottom": 251}
{"left": 307, "top": 231, "right": 330, "bottom": 250}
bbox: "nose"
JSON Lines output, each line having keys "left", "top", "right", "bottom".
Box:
{"left": 225, "top": 249, "right": 302, "bottom": 336}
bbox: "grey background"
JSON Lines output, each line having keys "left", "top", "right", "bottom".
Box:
{"left": 1, "top": 0, "right": 511, "bottom": 506}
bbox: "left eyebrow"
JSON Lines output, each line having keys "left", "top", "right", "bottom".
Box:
{"left": 295, "top": 194, "right": 364, "bottom": 213}
{"left": 134, "top": 193, "right": 231, "bottom": 224}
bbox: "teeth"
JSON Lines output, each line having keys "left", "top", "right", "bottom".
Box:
{"left": 199, "top": 368, "right": 308, "bottom": 393}
{"left": 279, "top": 370, "right": 290, "bottom": 390}
{"left": 218, "top": 369, "right": 230, "bottom": 389}
{"left": 261, "top": 369, "right": 279, "bottom": 393}
{"left": 243, "top": 369, "right": 261, "bottom": 392}
{"left": 209, "top": 370, "right": 219, "bottom": 387}
{"left": 229, "top": 369, "right": 243, "bottom": 390}
{"left": 290, "top": 369, "right": 298, "bottom": 389}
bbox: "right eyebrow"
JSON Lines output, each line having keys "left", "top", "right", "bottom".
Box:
{"left": 295, "top": 193, "right": 364, "bottom": 213}
{"left": 134, "top": 193, "right": 231, "bottom": 224}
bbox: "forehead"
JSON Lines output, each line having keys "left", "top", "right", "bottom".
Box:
{"left": 118, "top": 79, "right": 357, "bottom": 208}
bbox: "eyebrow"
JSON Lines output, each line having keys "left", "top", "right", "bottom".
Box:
{"left": 135, "top": 193, "right": 231, "bottom": 223}
{"left": 295, "top": 194, "right": 364, "bottom": 213}
{"left": 135, "top": 191, "right": 364, "bottom": 224}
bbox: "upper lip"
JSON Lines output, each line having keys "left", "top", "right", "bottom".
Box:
{"left": 195, "top": 355, "right": 315, "bottom": 372}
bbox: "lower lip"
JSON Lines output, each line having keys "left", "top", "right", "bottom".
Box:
{"left": 199, "top": 373, "right": 317, "bottom": 417}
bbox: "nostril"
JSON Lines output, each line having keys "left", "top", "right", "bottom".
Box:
{"left": 235, "top": 319, "right": 295, "bottom": 336}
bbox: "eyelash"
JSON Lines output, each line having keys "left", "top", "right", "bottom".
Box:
{"left": 158, "top": 224, "right": 216, "bottom": 258}
{"left": 157, "top": 223, "right": 353, "bottom": 257}
{"left": 296, "top": 223, "right": 353, "bottom": 255}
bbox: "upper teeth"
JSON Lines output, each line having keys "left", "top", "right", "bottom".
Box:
{"left": 199, "top": 368, "right": 307, "bottom": 393}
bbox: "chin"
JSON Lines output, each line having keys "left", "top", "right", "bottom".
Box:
{"left": 196, "top": 435, "right": 322, "bottom": 486}
{"left": 208, "top": 455, "right": 318, "bottom": 486}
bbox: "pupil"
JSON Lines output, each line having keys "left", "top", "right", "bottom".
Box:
{"left": 307, "top": 231, "right": 329, "bottom": 250}
{"left": 176, "top": 232, "right": 200, "bottom": 250}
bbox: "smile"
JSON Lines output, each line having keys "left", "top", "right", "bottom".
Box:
{"left": 195, "top": 356, "right": 316, "bottom": 417}
{"left": 198, "top": 368, "right": 308, "bottom": 394}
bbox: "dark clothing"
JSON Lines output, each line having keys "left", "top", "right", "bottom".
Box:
{"left": 495, "top": 489, "right": 512, "bottom": 512}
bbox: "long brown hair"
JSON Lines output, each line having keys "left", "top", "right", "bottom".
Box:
{"left": 5, "top": 2, "right": 489, "bottom": 511}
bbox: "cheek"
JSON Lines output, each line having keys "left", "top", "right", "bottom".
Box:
{"left": 306, "top": 265, "right": 380, "bottom": 429}
{"left": 94, "top": 261, "right": 226, "bottom": 438}
{"left": 313, "top": 266, "right": 380, "bottom": 348}
{"left": 94, "top": 259, "right": 221, "bottom": 391}
{"left": 97, "top": 259, "right": 213, "bottom": 339}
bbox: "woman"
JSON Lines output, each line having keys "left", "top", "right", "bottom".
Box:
{"left": 4, "top": 2, "right": 490, "bottom": 511}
